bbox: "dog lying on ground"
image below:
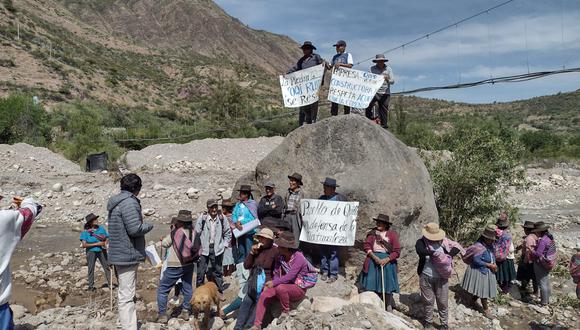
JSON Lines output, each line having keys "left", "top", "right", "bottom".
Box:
{"left": 190, "top": 281, "right": 222, "bottom": 330}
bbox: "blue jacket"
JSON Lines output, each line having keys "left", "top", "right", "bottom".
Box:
{"left": 107, "top": 191, "right": 153, "bottom": 266}
{"left": 471, "top": 244, "right": 495, "bottom": 274}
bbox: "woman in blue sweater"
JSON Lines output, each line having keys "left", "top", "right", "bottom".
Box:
{"left": 461, "top": 225, "right": 498, "bottom": 318}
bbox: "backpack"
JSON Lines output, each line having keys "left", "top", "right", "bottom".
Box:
{"left": 295, "top": 259, "right": 318, "bottom": 289}
{"left": 494, "top": 231, "right": 511, "bottom": 262}
{"left": 246, "top": 266, "right": 266, "bottom": 300}
{"left": 424, "top": 239, "right": 453, "bottom": 279}
{"left": 539, "top": 238, "right": 558, "bottom": 270}
{"left": 462, "top": 242, "right": 487, "bottom": 265}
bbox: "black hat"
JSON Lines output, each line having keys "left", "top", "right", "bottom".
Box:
{"left": 177, "top": 210, "right": 193, "bottom": 221}
{"left": 300, "top": 41, "right": 316, "bottom": 50}
{"left": 372, "top": 54, "right": 389, "bottom": 62}
{"left": 85, "top": 213, "right": 99, "bottom": 224}
{"left": 321, "top": 177, "right": 339, "bottom": 187}
{"left": 288, "top": 173, "right": 303, "bottom": 186}
{"left": 532, "top": 221, "right": 550, "bottom": 233}
{"left": 275, "top": 232, "right": 299, "bottom": 249}
{"left": 333, "top": 40, "right": 347, "bottom": 47}
{"left": 221, "top": 198, "right": 235, "bottom": 208}
{"left": 206, "top": 199, "right": 219, "bottom": 208}
{"left": 373, "top": 213, "right": 392, "bottom": 224}
{"left": 237, "top": 185, "right": 254, "bottom": 192}
{"left": 522, "top": 221, "right": 535, "bottom": 229}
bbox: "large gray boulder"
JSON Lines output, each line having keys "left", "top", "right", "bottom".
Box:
{"left": 235, "top": 115, "right": 438, "bottom": 263}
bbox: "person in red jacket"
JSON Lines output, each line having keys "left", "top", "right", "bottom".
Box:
{"left": 358, "top": 213, "right": 401, "bottom": 311}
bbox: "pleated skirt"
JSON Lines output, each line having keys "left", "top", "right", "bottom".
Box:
{"left": 461, "top": 266, "right": 497, "bottom": 299}
{"left": 358, "top": 252, "right": 400, "bottom": 294}
{"left": 496, "top": 259, "right": 516, "bottom": 283}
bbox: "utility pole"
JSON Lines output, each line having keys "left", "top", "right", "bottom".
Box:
{"left": 16, "top": 20, "right": 20, "bottom": 41}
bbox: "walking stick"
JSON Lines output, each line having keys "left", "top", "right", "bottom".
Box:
{"left": 381, "top": 263, "right": 386, "bottom": 311}
{"left": 110, "top": 265, "right": 114, "bottom": 311}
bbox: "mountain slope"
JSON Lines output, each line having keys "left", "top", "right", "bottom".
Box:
{"left": 56, "top": 0, "right": 301, "bottom": 74}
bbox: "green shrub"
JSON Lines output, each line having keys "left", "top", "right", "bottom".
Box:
{"left": 0, "top": 94, "right": 49, "bottom": 145}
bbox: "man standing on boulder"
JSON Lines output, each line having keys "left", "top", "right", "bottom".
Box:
{"left": 0, "top": 197, "right": 43, "bottom": 330}
{"left": 318, "top": 177, "right": 347, "bottom": 283}
{"left": 107, "top": 173, "right": 153, "bottom": 330}
{"left": 328, "top": 40, "right": 353, "bottom": 116}
{"left": 365, "top": 54, "right": 395, "bottom": 129}
{"left": 288, "top": 41, "right": 325, "bottom": 126}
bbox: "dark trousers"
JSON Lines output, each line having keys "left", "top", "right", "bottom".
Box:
{"left": 87, "top": 250, "right": 111, "bottom": 289}
{"left": 157, "top": 265, "right": 194, "bottom": 315}
{"left": 237, "top": 234, "right": 254, "bottom": 263}
{"left": 365, "top": 93, "right": 390, "bottom": 128}
{"left": 234, "top": 295, "right": 257, "bottom": 330}
{"left": 320, "top": 245, "right": 339, "bottom": 278}
{"left": 330, "top": 102, "right": 350, "bottom": 116}
{"left": 299, "top": 102, "right": 319, "bottom": 126}
{"left": 196, "top": 246, "right": 224, "bottom": 292}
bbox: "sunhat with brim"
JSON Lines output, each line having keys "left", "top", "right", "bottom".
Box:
{"left": 288, "top": 173, "right": 303, "bottom": 186}
{"left": 255, "top": 228, "right": 275, "bottom": 240}
{"left": 237, "top": 185, "right": 254, "bottom": 192}
{"left": 275, "top": 232, "right": 299, "bottom": 249}
{"left": 173, "top": 214, "right": 192, "bottom": 223}
{"left": 372, "top": 54, "right": 389, "bottom": 63}
{"left": 300, "top": 41, "right": 316, "bottom": 50}
{"left": 481, "top": 226, "right": 497, "bottom": 241}
{"left": 321, "top": 177, "right": 339, "bottom": 187}
{"left": 422, "top": 222, "right": 446, "bottom": 241}
{"left": 522, "top": 221, "right": 535, "bottom": 229}
{"left": 178, "top": 209, "right": 193, "bottom": 220}
{"left": 373, "top": 213, "right": 392, "bottom": 225}
{"left": 532, "top": 222, "right": 550, "bottom": 233}
{"left": 85, "top": 213, "right": 99, "bottom": 224}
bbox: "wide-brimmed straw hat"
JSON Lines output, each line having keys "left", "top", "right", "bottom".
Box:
{"left": 422, "top": 222, "right": 446, "bottom": 241}
{"left": 275, "top": 232, "right": 299, "bottom": 249}
{"left": 300, "top": 41, "right": 316, "bottom": 50}
{"left": 481, "top": 225, "right": 497, "bottom": 241}
{"left": 255, "top": 228, "right": 275, "bottom": 240}
{"left": 532, "top": 221, "right": 550, "bottom": 233}
{"left": 522, "top": 221, "right": 536, "bottom": 229}
{"left": 372, "top": 54, "right": 389, "bottom": 63}
{"left": 496, "top": 212, "right": 510, "bottom": 228}
{"left": 288, "top": 173, "right": 303, "bottom": 186}
{"left": 373, "top": 213, "right": 392, "bottom": 225}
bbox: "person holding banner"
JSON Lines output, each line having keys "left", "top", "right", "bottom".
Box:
{"left": 288, "top": 41, "right": 325, "bottom": 126}
{"left": 365, "top": 54, "right": 395, "bottom": 129}
{"left": 284, "top": 173, "right": 304, "bottom": 243}
{"left": 232, "top": 186, "right": 259, "bottom": 262}
{"left": 328, "top": 40, "right": 354, "bottom": 116}
{"left": 358, "top": 214, "right": 401, "bottom": 312}
{"left": 318, "top": 177, "right": 347, "bottom": 283}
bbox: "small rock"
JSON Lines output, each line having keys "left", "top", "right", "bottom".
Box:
{"left": 153, "top": 184, "right": 166, "bottom": 191}
{"left": 211, "top": 317, "right": 225, "bottom": 329}
{"left": 492, "top": 319, "right": 502, "bottom": 330}
{"left": 10, "top": 305, "right": 27, "bottom": 319}
{"left": 508, "top": 301, "right": 522, "bottom": 308}
{"left": 529, "top": 305, "right": 550, "bottom": 315}
{"left": 360, "top": 320, "right": 372, "bottom": 329}
{"left": 496, "top": 307, "right": 509, "bottom": 317}
{"left": 52, "top": 183, "right": 64, "bottom": 192}
{"left": 143, "top": 209, "right": 156, "bottom": 216}
{"left": 73, "top": 200, "right": 82, "bottom": 207}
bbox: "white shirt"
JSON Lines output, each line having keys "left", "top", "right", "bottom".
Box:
{"left": 209, "top": 216, "right": 218, "bottom": 245}
{"left": 0, "top": 210, "right": 25, "bottom": 305}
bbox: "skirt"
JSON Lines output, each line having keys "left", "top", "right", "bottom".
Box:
{"left": 223, "top": 246, "right": 235, "bottom": 267}
{"left": 516, "top": 260, "right": 534, "bottom": 282}
{"left": 358, "top": 252, "right": 399, "bottom": 294}
{"left": 496, "top": 259, "right": 516, "bottom": 283}
{"left": 461, "top": 266, "right": 497, "bottom": 299}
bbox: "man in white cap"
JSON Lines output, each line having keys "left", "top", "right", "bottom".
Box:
{"left": 365, "top": 54, "right": 395, "bottom": 129}
{"left": 328, "top": 40, "right": 354, "bottom": 116}
{"left": 0, "top": 197, "right": 43, "bottom": 329}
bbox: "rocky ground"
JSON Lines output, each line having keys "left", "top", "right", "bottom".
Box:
{"left": 1, "top": 140, "right": 579, "bottom": 329}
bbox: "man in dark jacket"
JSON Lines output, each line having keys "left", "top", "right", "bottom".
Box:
{"left": 257, "top": 182, "right": 285, "bottom": 232}
{"left": 107, "top": 174, "right": 153, "bottom": 330}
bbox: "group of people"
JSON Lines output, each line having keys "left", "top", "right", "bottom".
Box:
{"left": 287, "top": 40, "right": 395, "bottom": 129}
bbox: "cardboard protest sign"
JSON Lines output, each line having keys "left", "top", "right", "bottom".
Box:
{"left": 279, "top": 64, "right": 325, "bottom": 108}
{"left": 327, "top": 67, "right": 384, "bottom": 108}
{"left": 299, "top": 199, "right": 359, "bottom": 246}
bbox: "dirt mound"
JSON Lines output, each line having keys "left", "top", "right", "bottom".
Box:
{"left": 0, "top": 143, "right": 81, "bottom": 175}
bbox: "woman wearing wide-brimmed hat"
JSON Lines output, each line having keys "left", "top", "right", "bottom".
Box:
{"left": 531, "top": 221, "right": 555, "bottom": 306}
{"left": 284, "top": 173, "right": 305, "bottom": 242}
{"left": 415, "top": 222, "right": 463, "bottom": 330}
{"left": 461, "top": 225, "right": 498, "bottom": 318}
{"left": 79, "top": 213, "right": 112, "bottom": 292}
{"left": 358, "top": 214, "right": 401, "bottom": 312}
{"left": 232, "top": 185, "right": 259, "bottom": 262}
{"left": 493, "top": 213, "right": 516, "bottom": 294}
{"left": 516, "top": 221, "right": 538, "bottom": 299}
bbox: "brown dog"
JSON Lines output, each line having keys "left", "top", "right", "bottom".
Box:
{"left": 190, "top": 281, "right": 221, "bottom": 330}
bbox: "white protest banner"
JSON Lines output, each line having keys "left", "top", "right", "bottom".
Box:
{"left": 299, "top": 199, "right": 359, "bottom": 246}
{"left": 327, "top": 67, "right": 384, "bottom": 108}
{"left": 279, "top": 64, "right": 325, "bottom": 108}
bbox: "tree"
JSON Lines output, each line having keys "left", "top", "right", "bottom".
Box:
{"left": 427, "top": 124, "right": 526, "bottom": 242}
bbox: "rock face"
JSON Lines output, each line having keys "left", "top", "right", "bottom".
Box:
{"left": 235, "top": 115, "right": 438, "bottom": 260}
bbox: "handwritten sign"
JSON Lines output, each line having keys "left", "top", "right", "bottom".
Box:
{"left": 299, "top": 199, "right": 359, "bottom": 246}
{"left": 327, "top": 67, "right": 384, "bottom": 108}
{"left": 279, "top": 64, "right": 325, "bottom": 108}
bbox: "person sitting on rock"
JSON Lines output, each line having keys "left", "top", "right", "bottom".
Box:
{"left": 516, "top": 221, "right": 538, "bottom": 300}
{"left": 221, "top": 198, "right": 237, "bottom": 277}
{"left": 415, "top": 222, "right": 462, "bottom": 330}
{"left": 284, "top": 173, "right": 304, "bottom": 242}
{"left": 232, "top": 185, "right": 259, "bottom": 262}
{"left": 318, "top": 177, "right": 347, "bottom": 283}
{"left": 493, "top": 213, "right": 516, "bottom": 294}
{"left": 196, "top": 199, "right": 232, "bottom": 295}
{"left": 358, "top": 213, "right": 401, "bottom": 311}
{"left": 157, "top": 211, "right": 196, "bottom": 323}
{"left": 0, "top": 197, "right": 43, "bottom": 330}
{"left": 235, "top": 228, "right": 279, "bottom": 330}
{"left": 461, "top": 225, "right": 497, "bottom": 318}
{"left": 531, "top": 222, "right": 555, "bottom": 306}
{"left": 80, "top": 213, "right": 112, "bottom": 292}
{"left": 251, "top": 232, "right": 315, "bottom": 330}
{"left": 257, "top": 182, "right": 285, "bottom": 233}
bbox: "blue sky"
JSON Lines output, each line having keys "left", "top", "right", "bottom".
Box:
{"left": 215, "top": 0, "right": 580, "bottom": 103}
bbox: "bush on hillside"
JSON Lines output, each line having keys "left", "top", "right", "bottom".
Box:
{"left": 0, "top": 94, "right": 49, "bottom": 145}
